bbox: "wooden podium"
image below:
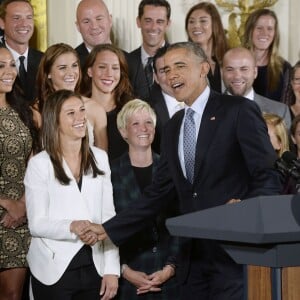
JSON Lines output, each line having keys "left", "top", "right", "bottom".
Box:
{"left": 166, "top": 195, "right": 300, "bottom": 300}
{"left": 248, "top": 266, "right": 300, "bottom": 300}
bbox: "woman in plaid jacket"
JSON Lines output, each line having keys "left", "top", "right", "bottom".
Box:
{"left": 111, "top": 99, "right": 179, "bottom": 299}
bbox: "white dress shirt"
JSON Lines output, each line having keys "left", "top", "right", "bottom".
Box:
{"left": 6, "top": 43, "right": 29, "bottom": 72}
{"left": 163, "top": 91, "right": 185, "bottom": 118}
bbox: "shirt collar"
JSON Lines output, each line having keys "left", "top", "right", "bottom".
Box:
{"left": 141, "top": 42, "right": 166, "bottom": 67}
{"left": 187, "top": 85, "right": 210, "bottom": 115}
{"left": 226, "top": 88, "right": 254, "bottom": 101}
{"left": 5, "top": 42, "right": 29, "bottom": 61}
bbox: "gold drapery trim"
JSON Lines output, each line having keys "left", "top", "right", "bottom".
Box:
{"left": 30, "top": 0, "right": 47, "bottom": 51}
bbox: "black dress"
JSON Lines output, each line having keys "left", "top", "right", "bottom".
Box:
{"left": 107, "top": 108, "right": 128, "bottom": 161}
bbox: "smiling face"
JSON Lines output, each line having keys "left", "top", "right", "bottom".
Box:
{"left": 120, "top": 108, "right": 155, "bottom": 150}
{"left": 154, "top": 55, "right": 174, "bottom": 97}
{"left": 222, "top": 48, "right": 257, "bottom": 97}
{"left": 137, "top": 4, "right": 170, "bottom": 53}
{"left": 0, "top": 1, "right": 34, "bottom": 49}
{"left": 76, "top": 0, "right": 112, "bottom": 49}
{"left": 186, "top": 9, "right": 212, "bottom": 47}
{"left": 291, "top": 67, "right": 300, "bottom": 101}
{"left": 58, "top": 96, "right": 86, "bottom": 141}
{"left": 252, "top": 15, "right": 276, "bottom": 51}
{"left": 87, "top": 50, "right": 120, "bottom": 94}
{"left": 0, "top": 47, "right": 17, "bottom": 95}
{"left": 48, "top": 52, "right": 80, "bottom": 91}
{"left": 163, "top": 47, "right": 209, "bottom": 106}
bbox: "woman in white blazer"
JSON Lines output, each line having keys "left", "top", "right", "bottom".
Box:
{"left": 24, "top": 89, "right": 119, "bottom": 300}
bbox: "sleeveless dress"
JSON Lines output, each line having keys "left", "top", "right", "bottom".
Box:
{"left": 0, "top": 106, "right": 32, "bottom": 268}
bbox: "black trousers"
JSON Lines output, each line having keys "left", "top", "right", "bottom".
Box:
{"left": 180, "top": 240, "right": 244, "bottom": 300}
{"left": 31, "top": 246, "right": 101, "bottom": 300}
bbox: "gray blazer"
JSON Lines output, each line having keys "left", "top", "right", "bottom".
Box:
{"left": 254, "top": 92, "right": 291, "bottom": 129}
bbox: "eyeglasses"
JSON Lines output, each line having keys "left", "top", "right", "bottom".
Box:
{"left": 292, "top": 78, "right": 300, "bottom": 85}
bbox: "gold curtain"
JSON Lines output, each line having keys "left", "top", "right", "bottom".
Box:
{"left": 30, "top": 0, "right": 47, "bottom": 51}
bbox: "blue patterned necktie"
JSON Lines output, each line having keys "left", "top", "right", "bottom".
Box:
{"left": 183, "top": 108, "right": 196, "bottom": 183}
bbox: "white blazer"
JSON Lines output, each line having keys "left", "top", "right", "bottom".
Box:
{"left": 24, "top": 147, "right": 120, "bottom": 285}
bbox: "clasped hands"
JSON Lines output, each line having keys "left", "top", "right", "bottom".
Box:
{"left": 70, "top": 220, "right": 107, "bottom": 245}
{"left": 123, "top": 264, "right": 175, "bottom": 295}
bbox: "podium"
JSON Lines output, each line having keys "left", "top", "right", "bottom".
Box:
{"left": 166, "top": 194, "right": 300, "bottom": 300}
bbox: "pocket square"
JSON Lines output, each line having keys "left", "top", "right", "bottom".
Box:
{"left": 210, "top": 116, "right": 216, "bottom": 120}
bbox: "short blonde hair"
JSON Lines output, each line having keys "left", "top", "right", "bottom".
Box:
{"left": 263, "top": 113, "right": 289, "bottom": 156}
{"left": 117, "top": 99, "right": 157, "bottom": 130}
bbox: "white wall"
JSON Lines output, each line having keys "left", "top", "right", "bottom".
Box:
{"left": 47, "top": 0, "right": 300, "bottom": 64}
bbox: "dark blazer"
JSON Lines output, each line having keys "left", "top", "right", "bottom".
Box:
{"left": 127, "top": 47, "right": 150, "bottom": 101}
{"left": 75, "top": 42, "right": 89, "bottom": 70}
{"left": 103, "top": 90, "right": 281, "bottom": 283}
{"left": 149, "top": 83, "right": 171, "bottom": 153}
{"left": 7, "top": 46, "right": 43, "bottom": 104}
{"left": 25, "top": 48, "right": 43, "bottom": 104}
{"left": 111, "top": 152, "right": 179, "bottom": 299}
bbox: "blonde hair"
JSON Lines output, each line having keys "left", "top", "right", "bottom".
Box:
{"left": 263, "top": 113, "right": 289, "bottom": 157}
{"left": 117, "top": 99, "right": 156, "bottom": 130}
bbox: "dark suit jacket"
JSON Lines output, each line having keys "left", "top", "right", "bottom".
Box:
{"left": 149, "top": 83, "right": 171, "bottom": 153}
{"left": 104, "top": 90, "right": 281, "bottom": 282}
{"left": 6, "top": 46, "right": 43, "bottom": 104}
{"left": 127, "top": 47, "right": 150, "bottom": 101}
{"left": 111, "top": 152, "right": 179, "bottom": 299}
{"left": 25, "top": 48, "right": 43, "bottom": 103}
{"left": 75, "top": 42, "right": 89, "bottom": 70}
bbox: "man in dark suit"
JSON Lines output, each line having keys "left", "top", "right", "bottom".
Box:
{"left": 83, "top": 42, "right": 281, "bottom": 299}
{"left": 127, "top": 0, "right": 171, "bottom": 101}
{"left": 150, "top": 45, "right": 184, "bottom": 152}
{"left": 222, "top": 46, "right": 291, "bottom": 129}
{"left": 75, "top": 0, "right": 112, "bottom": 69}
{"left": 0, "top": 0, "right": 43, "bottom": 104}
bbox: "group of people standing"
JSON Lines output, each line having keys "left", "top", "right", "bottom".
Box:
{"left": 0, "top": 0, "right": 299, "bottom": 300}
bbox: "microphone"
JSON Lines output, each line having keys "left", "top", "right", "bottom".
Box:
{"left": 282, "top": 151, "right": 300, "bottom": 169}
{"left": 275, "top": 151, "right": 300, "bottom": 180}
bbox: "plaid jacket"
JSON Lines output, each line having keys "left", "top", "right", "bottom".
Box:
{"left": 111, "top": 152, "right": 179, "bottom": 299}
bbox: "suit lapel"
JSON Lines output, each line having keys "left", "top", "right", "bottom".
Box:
{"left": 194, "top": 91, "right": 223, "bottom": 181}
{"left": 168, "top": 110, "right": 186, "bottom": 178}
{"left": 151, "top": 84, "right": 170, "bottom": 125}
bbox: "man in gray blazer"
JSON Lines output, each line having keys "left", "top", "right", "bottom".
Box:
{"left": 222, "top": 47, "right": 291, "bottom": 129}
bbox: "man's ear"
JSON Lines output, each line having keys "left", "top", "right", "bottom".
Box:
{"left": 254, "top": 66, "right": 258, "bottom": 79}
{"left": 201, "top": 61, "right": 210, "bottom": 77}
{"left": 136, "top": 16, "right": 141, "bottom": 29}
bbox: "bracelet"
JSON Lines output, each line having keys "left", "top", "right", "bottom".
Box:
{"left": 163, "top": 264, "right": 176, "bottom": 276}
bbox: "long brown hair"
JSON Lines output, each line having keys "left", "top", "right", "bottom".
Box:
{"left": 80, "top": 44, "right": 133, "bottom": 110}
{"left": 185, "top": 2, "right": 227, "bottom": 64}
{"left": 36, "top": 43, "right": 81, "bottom": 112}
{"left": 243, "top": 9, "right": 283, "bottom": 92}
{"left": 42, "top": 89, "right": 104, "bottom": 185}
{"left": 286, "top": 61, "right": 300, "bottom": 106}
